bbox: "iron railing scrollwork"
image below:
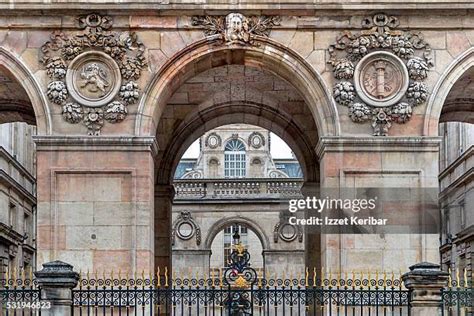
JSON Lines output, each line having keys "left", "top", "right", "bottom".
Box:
{"left": 441, "top": 272, "right": 473, "bottom": 316}
{"left": 0, "top": 276, "right": 42, "bottom": 315}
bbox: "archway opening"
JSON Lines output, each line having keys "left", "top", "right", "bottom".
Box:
{"left": 152, "top": 61, "right": 323, "bottom": 276}
{"left": 0, "top": 59, "right": 38, "bottom": 278}
{"left": 437, "top": 64, "right": 473, "bottom": 278}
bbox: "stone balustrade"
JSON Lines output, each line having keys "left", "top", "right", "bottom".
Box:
{"left": 174, "top": 178, "right": 303, "bottom": 199}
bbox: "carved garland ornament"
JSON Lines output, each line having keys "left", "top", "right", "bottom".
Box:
{"left": 192, "top": 13, "right": 281, "bottom": 45}
{"left": 328, "top": 13, "right": 433, "bottom": 136}
{"left": 171, "top": 211, "right": 201, "bottom": 246}
{"left": 41, "top": 13, "right": 147, "bottom": 135}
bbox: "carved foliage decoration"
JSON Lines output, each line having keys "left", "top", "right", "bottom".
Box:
{"left": 41, "top": 13, "right": 147, "bottom": 135}
{"left": 171, "top": 211, "right": 201, "bottom": 246}
{"left": 328, "top": 13, "right": 433, "bottom": 136}
{"left": 192, "top": 13, "right": 281, "bottom": 45}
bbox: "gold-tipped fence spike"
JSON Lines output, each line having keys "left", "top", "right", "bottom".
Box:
{"left": 29, "top": 266, "right": 33, "bottom": 281}
{"left": 5, "top": 267, "right": 9, "bottom": 286}
{"left": 87, "top": 270, "right": 90, "bottom": 281}
{"left": 313, "top": 267, "right": 317, "bottom": 287}
{"left": 305, "top": 267, "right": 309, "bottom": 287}
{"left": 463, "top": 269, "right": 468, "bottom": 288}
{"left": 21, "top": 267, "right": 25, "bottom": 282}
{"left": 13, "top": 266, "right": 17, "bottom": 280}
{"left": 118, "top": 269, "right": 122, "bottom": 282}
{"left": 164, "top": 266, "right": 169, "bottom": 287}
{"left": 141, "top": 270, "right": 145, "bottom": 282}
{"left": 456, "top": 268, "right": 460, "bottom": 288}
{"left": 383, "top": 271, "right": 387, "bottom": 287}
{"left": 448, "top": 268, "right": 452, "bottom": 288}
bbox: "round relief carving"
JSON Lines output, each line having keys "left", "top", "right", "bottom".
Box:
{"left": 248, "top": 132, "right": 265, "bottom": 149}
{"left": 177, "top": 222, "right": 194, "bottom": 240}
{"left": 66, "top": 51, "right": 121, "bottom": 107}
{"left": 205, "top": 133, "right": 221, "bottom": 149}
{"left": 354, "top": 51, "right": 408, "bottom": 108}
{"left": 279, "top": 223, "right": 297, "bottom": 242}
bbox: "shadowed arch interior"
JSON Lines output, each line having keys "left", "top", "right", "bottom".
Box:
{"left": 157, "top": 102, "right": 318, "bottom": 185}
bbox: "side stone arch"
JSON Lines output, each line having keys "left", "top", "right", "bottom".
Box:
{"left": 204, "top": 215, "right": 271, "bottom": 251}
{"left": 0, "top": 47, "right": 51, "bottom": 134}
{"left": 135, "top": 36, "right": 340, "bottom": 138}
{"left": 424, "top": 47, "right": 474, "bottom": 136}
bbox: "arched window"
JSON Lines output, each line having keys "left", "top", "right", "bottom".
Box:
{"left": 224, "top": 139, "right": 246, "bottom": 178}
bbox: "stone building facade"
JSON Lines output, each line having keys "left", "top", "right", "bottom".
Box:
{"left": 439, "top": 121, "right": 473, "bottom": 277}
{"left": 0, "top": 1, "right": 471, "bottom": 280}
{"left": 0, "top": 122, "right": 36, "bottom": 277}
{"left": 172, "top": 124, "right": 304, "bottom": 277}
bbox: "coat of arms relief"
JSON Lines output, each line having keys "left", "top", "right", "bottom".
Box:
{"left": 328, "top": 13, "right": 433, "bottom": 136}
{"left": 41, "top": 13, "right": 147, "bottom": 135}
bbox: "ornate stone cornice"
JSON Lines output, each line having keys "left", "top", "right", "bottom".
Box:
{"left": 316, "top": 136, "right": 441, "bottom": 158}
{"left": 33, "top": 135, "right": 158, "bottom": 155}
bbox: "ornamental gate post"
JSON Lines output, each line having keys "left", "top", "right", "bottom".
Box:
{"left": 34, "top": 261, "right": 80, "bottom": 316}
{"left": 402, "top": 262, "right": 449, "bottom": 316}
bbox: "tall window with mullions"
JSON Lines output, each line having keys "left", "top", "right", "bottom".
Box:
{"left": 224, "top": 139, "right": 246, "bottom": 178}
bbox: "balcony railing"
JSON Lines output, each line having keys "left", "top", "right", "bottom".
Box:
{"left": 174, "top": 178, "right": 303, "bottom": 200}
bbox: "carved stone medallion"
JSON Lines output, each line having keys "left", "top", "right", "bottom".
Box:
{"left": 328, "top": 13, "right": 433, "bottom": 136}
{"left": 354, "top": 52, "right": 409, "bottom": 108}
{"left": 66, "top": 51, "right": 121, "bottom": 107}
{"left": 274, "top": 221, "right": 303, "bottom": 243}
{"left": 41, "top": 13, "right": 147, "bottom": 135}
{"left": 248, "top": 132, "right": 265, "bottom": 149}
{"left": 171, "top": 211, "right": 201, "bottom": 246}
{"left": 205, "top": 132, "right": 221, "bottom": 149}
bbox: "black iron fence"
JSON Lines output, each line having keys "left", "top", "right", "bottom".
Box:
{"left": 0, "top": 275, "right": 42, "bottom": 316}
{"left": 71, "top": 271, "right": 411, "bottom": 316}
{"left": 441, "top": 274, "right": 473, "bottom": 316}
{"left": 0, "top": 271, "right": 471, "bottom": 316}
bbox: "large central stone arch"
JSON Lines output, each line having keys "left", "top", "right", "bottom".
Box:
{"left": 135, "top": 35, "right": 340, "bottom": 139}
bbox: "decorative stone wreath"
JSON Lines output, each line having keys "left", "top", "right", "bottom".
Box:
{"left": 248, "top": 131, "right": 265, "bottom": 149}
{"left": 328, "top": 13, "right": 433, "bottom": 136}
{"left": 41, "top": 13, "right": 147, "bottom": 135}
{"left": 171, "top": 211, "right": 201, "bottom": 246}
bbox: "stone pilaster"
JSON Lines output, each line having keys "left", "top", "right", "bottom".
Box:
{"left": 34, "top": 261, "right": 79, "bottom": 316}
{"left": 402, "top": 262, "right": 449, "bottom": 316}
{"left": 155, "top": 184, "right": 175, "bottom": 272}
